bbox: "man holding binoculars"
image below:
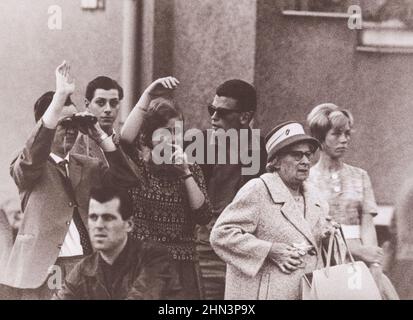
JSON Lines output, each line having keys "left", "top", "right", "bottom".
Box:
{"left": 1, "top": 61, "right": 135, "bottom": 299}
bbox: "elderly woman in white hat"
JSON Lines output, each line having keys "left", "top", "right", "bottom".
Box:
{"left": 210, "top": 121, "right": 335, "bottom": 300}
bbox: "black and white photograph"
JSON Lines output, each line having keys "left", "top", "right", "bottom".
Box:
{"left": 0, "top": 0, "right": 412, "bottom": 305}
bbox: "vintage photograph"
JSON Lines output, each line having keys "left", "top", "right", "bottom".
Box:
{"left": 0, "top": 0, "right": 412, "bottom": 302}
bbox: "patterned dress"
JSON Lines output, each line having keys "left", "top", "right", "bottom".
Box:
{"left": 308, "top": 162, "right": 400, "bottom": 300}
{"left": 308, "top": 162, "right": 378, "bottom": 226}
{"left": 123, "top": 144, "right": 212, "bottom": 299}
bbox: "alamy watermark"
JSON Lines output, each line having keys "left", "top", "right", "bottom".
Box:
{"left": 347, "top": 5, "right": 362, "bottom": 30}
{"left": 47, "top": 265, "right": 63, "bottom": 290}
{"left": 48, "top": 5, "right": 62, "bottom": 30}
{"left": 347, "top": 264, "right": 362, "bottom": 290}
{"left": 151, "top": 121, "right": 262, "bottom": 176}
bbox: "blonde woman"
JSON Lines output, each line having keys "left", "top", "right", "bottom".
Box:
{"left": 307, "top": 103, "right": 398, "bottom": 299}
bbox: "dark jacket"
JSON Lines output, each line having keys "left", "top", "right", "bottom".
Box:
{"left": 194, "top": 129, "right": 267, "bottom": 245}
{"left": 197, "top": 129, "right": 267, "bottom": 190}
{"left": 54, "top": 239, "right": 181, "bottom": 300}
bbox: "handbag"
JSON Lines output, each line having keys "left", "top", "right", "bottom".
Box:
{"left": 301, "top": 227, "right": 382, "bottom": 300}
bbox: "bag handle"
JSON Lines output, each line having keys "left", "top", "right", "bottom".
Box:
{"left": 337, "top": 225, "right": 356, "bottom": 264}
{"left": 323, "top": 225, "right": 357, "bottom": 276}
{"left": 325, "top": 232, "right": 335, "bottom": 268}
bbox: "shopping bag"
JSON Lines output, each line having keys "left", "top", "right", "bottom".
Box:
{"left": 301, "top": 228, "right": 382, "bottom": 300}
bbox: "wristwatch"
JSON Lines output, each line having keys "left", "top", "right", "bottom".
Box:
{"left": 96, "top": 132, "right": 110, "bottom": 145}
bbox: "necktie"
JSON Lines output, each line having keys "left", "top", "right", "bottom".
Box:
{"left": 57, "top": 160, "right": 93, "bottom": 255}
{"left": 57, "top": 159, "right": 69, "bottom": 177}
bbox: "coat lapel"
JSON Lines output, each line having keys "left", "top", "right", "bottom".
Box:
{"left": 68, "top": 155, "right": 83, "bottom": 190}
{"left": 302, "top": 181, "right": 324, "bottom": 230}
{"left": 260, "top": 173, "right": 318, "bottom": 250}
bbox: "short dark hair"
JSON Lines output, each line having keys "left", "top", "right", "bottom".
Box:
{"left": 85, "top": 76, "right": 124, "bottom": 102}
{"left": 140, "top": 97, "right": 183, "bottom": 149}
{"left": 216, "top": 79, "right": 257, "bottom": 112}
{"left": 89, "top": 187, "right": 133, "bottom": 220}
{"left": 34, "top": 91, "right": 74, "bottom": 123}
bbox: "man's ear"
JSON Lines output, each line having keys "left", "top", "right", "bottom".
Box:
{"left": 84, "top": 98, "right": 90, "bottom": 108}
{"left": 125, "top": 218, "right": 133, "bottom": 232}
{"left": 240, "top": 111, "right": 253, "bottom": 125}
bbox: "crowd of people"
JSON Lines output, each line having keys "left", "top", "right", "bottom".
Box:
{"left": 0, "top": 60, "right": 410, "bottom": 300}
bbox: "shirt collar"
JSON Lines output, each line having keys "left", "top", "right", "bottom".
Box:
{"left": 50, "top": 153, "right": 70, "bottom": 164}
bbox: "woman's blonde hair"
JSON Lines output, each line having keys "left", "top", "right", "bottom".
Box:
{"left": 307, "top": 103, "right": 354, "bottom": 142}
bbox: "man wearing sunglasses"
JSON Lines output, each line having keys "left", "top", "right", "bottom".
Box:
{"left": 1, "top": 62, "right": 135, "bottom": 299}
{"left": 196, "top": 79, "right": 267, "bottom": 300}
{"left": 71, "top": 76, "right": 123, "bottom": 163}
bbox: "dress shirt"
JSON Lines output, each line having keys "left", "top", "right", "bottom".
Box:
{"left": 50, "top": 153, "right": 83, "bottom": 257}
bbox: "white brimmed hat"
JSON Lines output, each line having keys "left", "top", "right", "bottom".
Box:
{"left": 265, "top": 121, "right": 320, "bottom": 162}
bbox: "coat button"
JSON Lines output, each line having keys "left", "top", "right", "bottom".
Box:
{"left": 68, "top": 201, "right": 73, "bottom": 207}
{"left": 66, "top": 221, "right": 70, "bottom": 226}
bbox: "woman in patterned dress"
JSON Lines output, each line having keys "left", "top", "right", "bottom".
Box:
{"left": 306, "top": 103, "right": 386, "bottom": 289}
{"left": 120, "top": 77, "right": 212, "bottom": 299}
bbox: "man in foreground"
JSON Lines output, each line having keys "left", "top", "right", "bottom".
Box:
{"left": 54, "top": 186, "right": 180, "bottom": 300}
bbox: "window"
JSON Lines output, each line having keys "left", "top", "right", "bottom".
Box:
{"left": 283, "top": 0, "right": 413, "bottom": 28}
{"left": 282, "top": 0, "right": 413, "bottom": 51}
{"left": 282, "top": 0, "right": 355, "bottom": 14}
{"left": 360, "top": 0, "right": 413, "bottom": 51}
{"left": 362, "top": 0, "right": 413, "bottom": 28}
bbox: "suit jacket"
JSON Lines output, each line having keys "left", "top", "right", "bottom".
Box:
{"left": 2, "top": 121, "right": 135, "bottom": 289}
{"left": 53, "top": 238, "right": 181, "bottom": 300}
{"left": 71, "top": 132, "right": 119, "bottom": 165}
{"left": 210, "top": 173, "right": 329, "bottom": 300}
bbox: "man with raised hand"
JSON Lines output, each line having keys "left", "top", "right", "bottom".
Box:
{"left": 2, "top": 61, "right": 135, "bottom": 299}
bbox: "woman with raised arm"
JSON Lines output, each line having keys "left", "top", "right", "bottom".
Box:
{"left": 120, "top": 77, "right": 212, "bottom": 299}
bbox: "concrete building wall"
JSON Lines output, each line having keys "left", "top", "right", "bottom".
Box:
{"left": 171, "top": 0, "right": 257, "bottom": 130}
{"left": 255, "top": 1, "right": 413, "bottom": 204}
{"left": 0, "top": 0, "right": 124, "bottom": 202}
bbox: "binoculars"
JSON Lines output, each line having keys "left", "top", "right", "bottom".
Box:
{"left": 60, "top": 114, "right": 98, "bottom": 130}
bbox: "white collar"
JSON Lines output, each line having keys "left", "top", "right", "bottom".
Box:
{"left": 50, "top": 153, "right": 70, "bottom": 164}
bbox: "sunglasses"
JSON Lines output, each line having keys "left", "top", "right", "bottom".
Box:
{"left": 207, "top": 105, "right": 242, "bottom": 117}
{"left": 286, "top": 151, "right": 314, "bottom": 161}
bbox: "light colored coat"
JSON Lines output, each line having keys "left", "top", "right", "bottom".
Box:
{"left": 0, "top": 208, "right": 13, "bottom": 273}
{"left": 210, "top": 172, "right": 329, "bottom": 300}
